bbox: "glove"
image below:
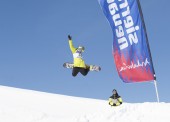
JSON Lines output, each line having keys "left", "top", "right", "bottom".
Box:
{"left": 113, "top": 103, "right": 116, "bottom": 106}
{"left": 68, "top": 35, "right": 72, "bottom": 40}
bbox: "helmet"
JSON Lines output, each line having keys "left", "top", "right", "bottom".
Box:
{"left": 77, "top": 46, "right": 85, "bottom": 52}
{"left": 112, "top": 89, "right": 117, "bottom": 95}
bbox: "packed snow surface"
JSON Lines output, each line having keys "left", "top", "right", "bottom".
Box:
{"left": 0, "top": 86, "right": 170, "bottom": 122}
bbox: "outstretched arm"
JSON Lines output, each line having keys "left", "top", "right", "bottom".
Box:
{"left": 68, "top": 35, "right": 76, "bottom": 53}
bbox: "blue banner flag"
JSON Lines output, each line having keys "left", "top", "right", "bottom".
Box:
{"left": 98, "top": 0, "right": 156, "bottom": 83}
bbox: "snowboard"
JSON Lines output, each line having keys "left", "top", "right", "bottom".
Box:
{"left": 63, "top": 62, "right": 101, "bottom": 72}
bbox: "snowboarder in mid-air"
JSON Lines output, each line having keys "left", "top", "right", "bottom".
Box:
{"left": 63, "top": 35, "right": 101, "bottom": 77}
{"left": 108, "top": 89, "right": 123, "bottom": 106}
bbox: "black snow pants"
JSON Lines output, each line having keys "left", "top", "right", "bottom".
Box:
{"left": 72, "top": 67, "right": 89, "bottom": 77}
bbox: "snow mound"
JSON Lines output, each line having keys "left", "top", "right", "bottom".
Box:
{"left": 0, "top": 86, "right": 170, "bottom": 122}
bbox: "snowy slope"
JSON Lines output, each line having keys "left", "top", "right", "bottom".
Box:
{"left": 0, "top": 86, "right": 170, "bottom": 122}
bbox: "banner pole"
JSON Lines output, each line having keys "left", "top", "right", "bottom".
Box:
{"left": 154, "top": 80, "right": 159, "bottom": 103}
{"left": 138, "top": 0, "right": 159, "bottom": 102}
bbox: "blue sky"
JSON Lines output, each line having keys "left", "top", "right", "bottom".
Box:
{"left": 0, "top": 0, "right": 170, "bottom": 103}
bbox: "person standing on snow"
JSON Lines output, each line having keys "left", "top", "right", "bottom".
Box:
{"left": 68, "top": 35, "right": 90, "bottom": 77}
{"left": 109, "top": 89, "right": 123, "bottom": 106}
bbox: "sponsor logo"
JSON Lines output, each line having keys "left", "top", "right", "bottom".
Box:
{"left": 119, "top": 58, "right": 150, "bottom": 72}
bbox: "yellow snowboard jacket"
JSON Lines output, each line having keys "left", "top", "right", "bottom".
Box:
{"left": 69, "top": 40, "right": 86, "bottom": 68}
{"left": 108, "top": 96, "right": 123, "bottom": 106}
